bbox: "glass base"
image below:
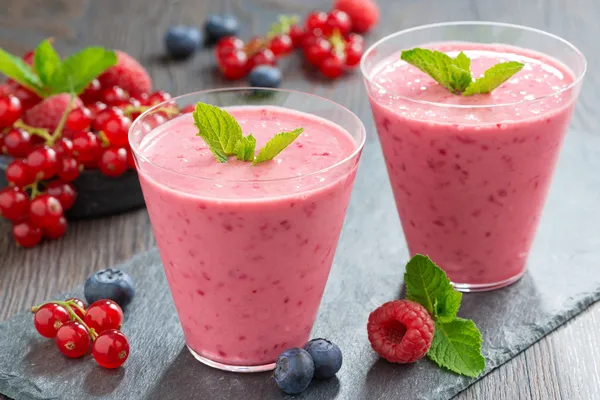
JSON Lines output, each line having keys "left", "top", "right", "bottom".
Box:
{"left": 451, "top": 269, "right": 525, "bottom": 292}
{"left": 187, "top": 345, "right": 276, "bottom": 373}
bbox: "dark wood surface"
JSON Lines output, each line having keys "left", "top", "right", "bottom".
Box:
{"left": 1, "top": 0, "right": 599, "bottom": 399}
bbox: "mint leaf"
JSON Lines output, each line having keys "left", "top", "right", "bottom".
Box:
{"left": 193, "top": 103, "right": 236, "bottom": 163}
{"left": 50, "top": 47, "right": 117, "bottom": 95}
{"left": 427, "top": 318, "right": 486, "bottom": 377}
{"left": 234, "top": 134, "right": 256, "bottom": 161}
{"left": 453, "top": 51, "right": 471, "bottom": 71}
{"left": 463, "top": 61, "right": 524, "bottom": 96}
{"left": 253, "top": 128, "right": 303, "bottom": 165}
{"left": 34, "top": 39, "right": 61, "bottom": 87}
{"left": 437, "top": 291, "right": 462, "bottom": 324}
{"left": 0, "top": 48, "right": 43, "bottom": 96}
{"left": 401, "top": 48, "right": 472, "bottom": 94}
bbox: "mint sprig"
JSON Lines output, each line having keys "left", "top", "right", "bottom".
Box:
{"left": 400, "top": 48, "right": 524, "bottom": 96}
{"left": 404, "top": 254, "right": 485, "bottom": 377}
{"left": 193, "top": 102, "right": 303, "bottom": 164}
{"left": 0, "top": 39, "right": 116, "bottom": 98}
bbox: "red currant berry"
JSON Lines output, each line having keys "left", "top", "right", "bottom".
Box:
{"left": 136, "top": 93, "right": 150, "bottom": 106}
{"left": 92, "top": 329, "right": 130, "bottom": 369}
{"left": 3, "top": 128, "right": 33, "bottom": 158}
{"left": 101, "top": 86, "right": 129, "bottom": 106}
{"left": 320, "top": 53, "right": 346, "bottom": 78}
{"left": 248, "top": 48, "right": 276, "bottom": 70}
{"left": 29, "top": 194, "right": 64, "bottom": 229}
{"left": 53, "top": 137, "right": 74, "bottom": 158}
{"left": 0, "top": 187, "right": 30, "bottom": 222}
{"left": 304, "top": 38, "right": 332, "bottom": 66}
{"left": 92, "top": 107, "right": 124, "bottom": 131}
{"left": 100, "top": 114, "right": 131, "bottom": 147}
{"left": 180, "top": 104, "right": 195, "bottom": 114}
{"left": 289, "top": 25, "right": 306, "bottom": 48}
{"left": 87, "top": 101, "right": 108, "bottom": 119}
{"left": 26, "top": 146, "right": 59, "bottom": 180}
{"left": 66, "top": 298, "right": 87, "bottom": 319}
{"left": 125, "top": 148, "right": 136, "bottom": 170}
{"left": 218, "top": 50, "right": 249, "bottom": 80}
{"left": 42, "top": 216, "right": 67, "bottom": 240}
{"left": 324, "top": 9, "right": 352, "bottom": 36}
{"left": 6, "top": 159, "right": 34, "bottom": 187}
{"left": 269, "top": 35, "right": 293, "bottom": 57}
{"left": 0, "top": 133, "right": 5, "bottom": 154}
{"left": 305, "top": 10, "right": 328, "bottom": 32}
{"left": 9, "top": 84, "right": 41, "bottom": 110}
{"left": 216, "top": 36, "right": 244, "bottom": 59}
{"left": 148, "top": 91, "right": 172, "bottom": 106}
{"left": 80, "top": 78, "right": 102, "bottom": 104}
{"left": 72, "top": 131, "right": 102, "bottom": 165}
{"left": 58, "top": 156, "right": 81, "bottom": 182}
{"left": 346, "top": 33, "right": 365, "bottom": 47}
{"left": 55, "top": 321, "right": 91, "bottom": 358}
{"left": 145, "top": 113, "right": 167, "bottom": 130}
{"left": 13, "top": 220, "right": 43, "bottom": 247}
{"left": 345, "top": 41, "right": 364, "bottom": 67}
{"left": 98, "top": 147, "right": 128, "bottom": 177}
{"left": 0, "top": 94, "right": 22, "bottom": 128}
{"left": 33, "top": 303, "right": 70, "bottom": 338}
{"left": 45, "top": 181, "right": 77, "bottom": 211}
{"left": 66, "top": 107, "right": 92, "bottom": 132}
{"left": 84, "top": 300, "right": 124, "bottom": 335}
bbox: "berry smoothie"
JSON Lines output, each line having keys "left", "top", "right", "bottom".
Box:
{"left": 134, "top": 105, "right": 361, "bottom": 368}
{"left": 366, "top": 43, "right": 578, "bottom": 289}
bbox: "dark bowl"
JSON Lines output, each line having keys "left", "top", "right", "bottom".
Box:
{"left": 0, "top": 155, "right": 146, "bottom": 220}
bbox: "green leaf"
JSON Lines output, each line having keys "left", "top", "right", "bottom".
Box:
{"left": 193, "top": 102, "right": 239, "bottom": 163}
{"left": 427, "top": 319, "right": 486, "bottom": 377}
{"left": 453, "top": 51, "right": 471, "bottom": 71}
{"left": 234, "top": 134, "right": 256, "bottom": 161}
{"left": 463, "top": 61, "right": 524, "bottom": 96}
{"left": 0, "top": 48, "right": 44, "bottom": 96}
{"left": 400, "top": 48, "right": 472, "bottom": 94}
{"left": 50, "top": 47, "right": 117, "bottom": 95}
{"left": 33, "top": 39, "right": 61, "bottom": 87}
{"left": 436, "top": 291, "right": 462, "bottom": 323}
{"left": 253, "top": 128, "right": 303, "bottom": 165}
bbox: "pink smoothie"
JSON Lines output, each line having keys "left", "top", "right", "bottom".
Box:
{"left": 135, "top": 106, "right": 360, "bottom": 367}
{"left": 366, "top": 43, "right": 577, "bottom": 288}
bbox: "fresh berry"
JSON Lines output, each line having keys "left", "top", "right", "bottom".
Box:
{"left": 92, "top": 107, "right": 123, "bottom": 131}
{"left": 304, "top": 37, "right": 332, "bottom": 66}
{"left": 324, "top": 9, "right": 352, "bottom": 36}
{"left": 248, "top": 66, "right": 282, "bottom": 88}
{"left": 80, "top": 78, "right": 102, "bottom": 104}
{"left": 269, "top": 35, "right": 293, "bottom": 57}
{"left": 42, "top": 216, "right": 67, "bottom": 240}
{"left": 0, "top": 187, "right": 30, "bottom": 222}
{"left": 66, "top": 298, "right": 87, "bottom": 319}
{"left": 305, "top": 10, "right": 328, "bottom": 32}
{"left": 0, "top": 94, "right": 22, "bottom": 128}
{"left": 98, "top": 147, "right": 128, "bottom": 177}
{"left": 26, "top": 146, "right": 59, "bottom": 180}
{"left": 333, "top": 0, "right": 380, "bottom": 33}
{"left": 53, "top": 138, "right": 74, "bottom": 158}
{"left": 58, "top": 156, "right": 81, "bottom": 182}
{"left": 84, "top": 299, "right": 124, "bottom": 334}
{"left": 274, "top": 348, "right": 315, "bottom": 395}
{"left": 71, "top": 131, "right": 102, "bottom": 165}
{"left": 101, "top": 86, "right": 129, "bottom": 106}
{"left": 345, "top": 39, "right": 364, "bottom": 67}
{"left": 217, "top": 50, "right": 249, "bottom": 80}
{"left": 100, "top": 114, "right": 131, "bottom": 147}
{"left": 248, "top": 48, "right": 276, "bottom": 70}
{"left": 87, "top": 101, "right": 108, "bottom": 119}
{"left": 289, "top": 25, "right": 306, "bottom": 48}
{"left": 33, "top": 303, "right": 71, "bottom": 338}
{"left": 98, "top": 50, "right": 152, "bottom": 97}
{"left": 367, "top": 300, "right": 435, "bottom": 364}
{"left": 84, "top": 268, "right": 135, "bottom": 307}
{"left": 29, "top": 194, "right": 63, "bottom": 229}
{"left": 319, "top": 53, "right": 345, "bottom": 78}
{"left": 3, "top": 128, "right": 33, "bottom": 158}
{"left": 8, "top": 83, "right": 41, "bottom": 109}
{"left": 5, "top": 160, "right": 34, "bottom": 187}
{"left": 92, "top": 329, "right": 130, "bottom": 369}
{"left": 304, "top": 338, "right": 343, "bottom": 379}
{"left": 66, "top": 107, "right": 92, "bottom": 132}
{"left": 13, "top": 220, "right": 42, "bottom": 248}
{"left": 215, "top": 36, "right": 244, "bottom": 59}
{"left": 180, "top": 104, "right": 195, "bottom": 114}
{"left": 147, "top": 90, "right": 172, "bottom": 106}
{"left": 165, "top": 25, "right": 202, "bottom": 58}
{"left": 204, "top": 15, "right": 240, "bottom": 43}
{"left": 55, "top": 321, "right": 91, "bottom": 358}
{"left": 45, "top": 181, "right": 77, "bottom": 210}
{"left": 23, "top": 94, "right": 83, "bottom": 132}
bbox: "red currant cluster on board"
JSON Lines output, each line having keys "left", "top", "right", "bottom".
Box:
{"left": 32, "top": 298, "right": 129, "bottom": 368}
{"left": 0, "top": 41, "right": 181, "bottom": 247}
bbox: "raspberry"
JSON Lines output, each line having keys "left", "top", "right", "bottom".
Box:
{"left": 333, "top": 0, "right": 380, "bottom": 33}
{"left": 367, "top": 300, "right": 434, "bottom": 363}
{"left": 98, "top": 50, "right": 152, "bottom": 97}
{"left": 23, "top": 94, "right": 83, "bottom": 131}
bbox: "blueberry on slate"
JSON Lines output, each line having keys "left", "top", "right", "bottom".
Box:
{"left": 165, "top": 25, "right": 202, "bottom": 59}
{"left": 248, "top": 66, "right": 282, "bottom": 88}
{"left": 303, "top": 338, "right": 343, "bottom": 379}
{"left": 84, "top": 268, "right": 135, "bottom": 308}
{"left": 204, "top": 15, "right": 240, "bottom": 43}
{"left": 274, "top": 348, "right": 315, "bottom": 394}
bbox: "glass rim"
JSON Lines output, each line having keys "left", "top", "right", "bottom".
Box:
{"left": 128, "top": 87, "right": 366, "bottom": 183}
{"left": 360, "top": 21, "right": 587, "bottom": 109}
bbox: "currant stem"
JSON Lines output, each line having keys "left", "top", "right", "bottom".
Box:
{"left": 49, "top": 93, "right": 76, "bottom": 146}
{"left": 13, "top": 120, "right": 52, "bottom": 142}
{"left": 31, "top": 300, "right": 98, "bottom": 340}
{"left": 98, "top": 131, "right": 111, "bottom": 147}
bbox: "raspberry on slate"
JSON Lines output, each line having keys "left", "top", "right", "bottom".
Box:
{"left": 98, "top": 50, "right": 152, "bottom": 97}
{"left": 367, "top": 300, "right": 435, "bottom": 364}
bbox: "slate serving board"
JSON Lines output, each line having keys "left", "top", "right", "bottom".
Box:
{"left": 1, "top": 129, "right": 599, "bottom": 400}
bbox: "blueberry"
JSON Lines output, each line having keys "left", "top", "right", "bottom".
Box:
{"left": 204, "top": 15, "right": 239, "bottom": 43}
{"left": 274, "top": 348, "right": 315, "bottom": 394}
{"left": 248, "top": 66, "right": 282, "bottom": 88}
{"left": 84, "top": 268, "right": 135, "bottom": 308}
{"left": 303, "top": 338, "right": 342, "bottom": 379}
{"left": 165, "top": 26, "right": 202, "bottom": 59}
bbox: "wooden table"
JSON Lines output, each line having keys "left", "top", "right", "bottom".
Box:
{"left": 1, "top": 0, "right": 599, "bottom": 399}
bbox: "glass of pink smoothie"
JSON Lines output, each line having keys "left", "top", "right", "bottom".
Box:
{"left": 361, "top": 22, "right": 586, "bottom": 292}
{"left": 129, "top": 88, "right": 365, "bottom": 372}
